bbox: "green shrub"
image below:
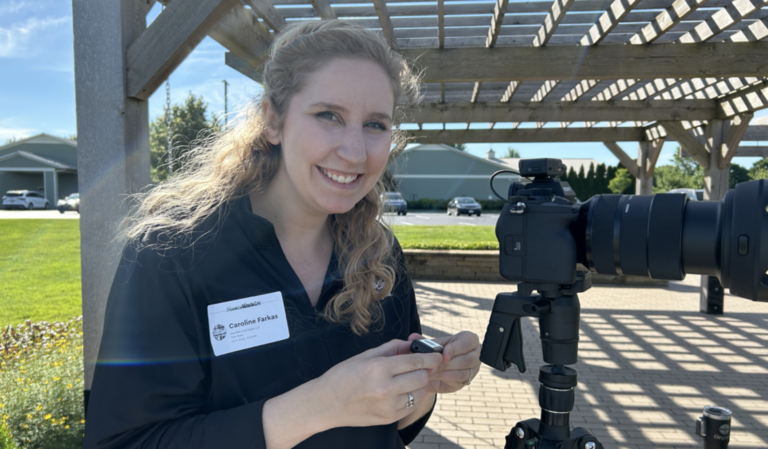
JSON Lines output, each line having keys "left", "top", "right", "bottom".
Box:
{"left": 406, "top": 198, "right": 449, "bottom": 210}
{"left": 0, "top": 422, "right": 16, "bottom": 449}
{"left": 0, "top": 318, "right": 85, "bottom": 449}
{"left": 478, "top": 199, "right": 506, "bottom": 210}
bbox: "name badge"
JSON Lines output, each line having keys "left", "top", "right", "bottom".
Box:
{"left": 207, "top": 291, "right": 290, "bottom": 356}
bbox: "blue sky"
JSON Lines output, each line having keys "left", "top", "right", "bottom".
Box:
{"left": 1, "top": 0, "right": 765, "bottom": 168}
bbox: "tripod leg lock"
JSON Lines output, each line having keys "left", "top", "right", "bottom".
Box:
{"left": 504, "top": 420, "right": 541, "bottom": 449}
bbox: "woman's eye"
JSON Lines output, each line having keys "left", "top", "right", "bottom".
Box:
{"left": 317, "top": 111, "right": 337, "bottom": 121}
{"left": 365, "top": 121, "right": 387, "bottom": 131}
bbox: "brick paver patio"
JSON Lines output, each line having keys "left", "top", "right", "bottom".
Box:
{"left": 408, "top": 276, "right": 768, "bottom": 449}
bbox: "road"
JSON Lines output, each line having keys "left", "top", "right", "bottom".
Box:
{"left": 380, "top": 211, "right": 499, "bottom": 226}
{"left": 0, "top": 209, "right": 79, "bottom": 219}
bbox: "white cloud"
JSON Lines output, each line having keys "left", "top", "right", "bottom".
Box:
{"left": 0, "top": 15, "right": 69, "bottom": 58}
{"left": 0, "top": 127, "right": 36, "bottom": 142}
{"left": 0, "top": 1, "right": 28, "bottom": 15}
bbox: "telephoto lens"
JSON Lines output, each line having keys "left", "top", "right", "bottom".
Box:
{"left": 570, "top": 180, "right": 768, "bottom": 302}
{"left": 695, "top": 406, "right": 731, "bottom": 449}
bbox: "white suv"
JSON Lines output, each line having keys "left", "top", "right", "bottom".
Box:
{"left": 2, "top": 190, "right": 50, "bottom": 210}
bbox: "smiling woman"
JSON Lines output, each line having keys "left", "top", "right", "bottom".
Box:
{"left": 84, "top": 20, "right": 482, "bottom": 449}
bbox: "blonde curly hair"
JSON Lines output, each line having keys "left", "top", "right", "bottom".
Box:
{"left": 123, "top": 20, "right": 422, "bottom": 335}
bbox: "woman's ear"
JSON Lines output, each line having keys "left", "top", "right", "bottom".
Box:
{"left": 261, "top": 99, "right": 281, "bottom": 146}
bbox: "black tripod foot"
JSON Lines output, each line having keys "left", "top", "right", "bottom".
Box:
{"left": 504, "top": 420, "right": 603, "bottom": 449}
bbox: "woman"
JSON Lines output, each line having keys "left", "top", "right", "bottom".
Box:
{"left": 84, "top": 20, "right": 481, "bottom": 449}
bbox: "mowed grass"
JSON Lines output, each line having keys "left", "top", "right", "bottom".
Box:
{"left": 0, "top": 220, "right": 82, "bottom": 327}
{"left": 392, "top": 225, "right": 498, "bottom": 250}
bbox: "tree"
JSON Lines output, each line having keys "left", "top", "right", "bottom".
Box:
{"left": 595, "top": 163, "right": 608, "bottom": 194}
{"left": 66, "top": 134, "right": 77, "bottom": 141}
{"left": 4, "top": 136, "right": 17, "bottom": 144}
{"left": 608, "top": 168, "right": 633, "bottom": 194}
{"left": 730, "top": 163, "right": 750, "bottom": 189}
{"left": 652, "top": 150, "right": 704, "bottom": 193}
{"left": 504, "top": 147, "right": 520, "bottom": 158}
{"left": 584, "top": 162, "right": 596, "bottom": 199}
{"left": 150, "top": 92, "right": 221, "bottom": 183}
{"left": 749, "top": 158, "right": 768, "bottom": 180}
{"left": 448, "top": 143, "right": 466, "bottom": 151}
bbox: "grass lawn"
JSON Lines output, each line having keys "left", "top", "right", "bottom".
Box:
{"left": 392, "top": 225, "right": 498, "bottom": 250}
{"left": 0, "top": 220, "right": 82, "bottom": 327}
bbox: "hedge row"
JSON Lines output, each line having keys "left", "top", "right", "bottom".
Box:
{"left": 405, "top": 198, "right": 506, "bottom": 210}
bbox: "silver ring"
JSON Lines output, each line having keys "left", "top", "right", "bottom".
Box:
{"left": 464, "top": 367, "right": 473, "bottom": 386}
{"left": 406, "top": 392, "right": 415, "bottom": 408}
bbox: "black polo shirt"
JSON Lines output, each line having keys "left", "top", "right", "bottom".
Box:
{"left": 84, "top": 195, "right": 433, "bottom": 449}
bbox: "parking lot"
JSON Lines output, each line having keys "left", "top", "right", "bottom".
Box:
{"left": 382, "top": 211, "right": 500, "bottom": 226}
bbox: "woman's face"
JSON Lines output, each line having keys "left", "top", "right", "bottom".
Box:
{"left": 267, "top": 58, "right": 395, "bottom": 217}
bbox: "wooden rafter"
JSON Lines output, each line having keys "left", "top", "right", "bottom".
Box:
{"left": 401, "top": 43, "right": 768, "bottom": 82}
{"left": 646, "top": 137, "right": 666, "bottom": 178}
{"left": 630, "top": 0, "right": 710, "bottom": 44}
{"left": 721, "top": 113, "right": 754, "bottom": 167}
{"left": 309, "top": 0, "right": 336, "bottom": 19}
{"left": 562, "top": 80, "right": 600, "bottom": 101}
{"left": 655, "top": 78, "right": 719, "bottom": 100}
{"left": 626, "top": 78, "right": 680, "bottom": 100}
{"left": 372, "top": 0, "right": 398, "bottom": 50}
{"left": 730, "top": 18, "right": 768, "bottom": 41}
{"left": 592, "top": 79, "right": 638, "bottom": 101}
{"left": 500, "top": 81, "right": 521, "bottom": 102}
{"left": 580, "top": 0, "right": 643, "bottom": 46}
{"left": 126, "top": 0, "right": 239, "bottom": 100}
{"left": 212, "top": 4, "right": 273, "bottom": 75}
{"left": 718, "top": 80, "right": 768, "bottom": 117}
{"left": 406, "top": 100, "right": 720, "bottom": 124}
{"left": 241, "top": 0, "right": 285, "bottom": 31}
{"left": 679, "top": 0, "right": 768, "bottom": 43}
{"left": 604, "top": 142, "right": 640, "bottom": 177}
{"left": 437, "top": 0, "right": 444, "bottom": 48}
{"left": 660, "top": 121, "right": 710, "bottom": 168}
{"left": 532, "top": 0, "right": 575, "bottom": 46}
{"left": 405, "top": 127, "right": 645, "bottom": 143}
{"left": 486, "top": 0, "right": 510, "bottom": 48}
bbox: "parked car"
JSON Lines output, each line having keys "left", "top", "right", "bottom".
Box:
{"left": 381, "top": 192, "right": 407, "bottom": 215}
{"left": 668, "top": 188, "right": 704, "bottom": 201}
{"left": 57, "top": 193, "right": 80, "bottom": 214}
{"left": 447, "top": 197, "right": 482, "bottom": 216}
{"left": 2, "top": 190, "right": 49, "bottom": 210}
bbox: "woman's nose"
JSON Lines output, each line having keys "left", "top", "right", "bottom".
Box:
{"left": 337, "top": 127, "right": 367, "bottom": 165}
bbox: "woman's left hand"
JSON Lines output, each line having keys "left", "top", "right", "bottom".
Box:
{"left": 407, "top": 331, "right": 481, "bottom": 394}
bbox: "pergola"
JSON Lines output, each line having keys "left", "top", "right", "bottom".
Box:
{"left": 73, "top": 0, "right": 768, "bottom": 392}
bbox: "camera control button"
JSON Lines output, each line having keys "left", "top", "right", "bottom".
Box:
{"left": 738, "top": 235, "right": 749, "bottom": 256}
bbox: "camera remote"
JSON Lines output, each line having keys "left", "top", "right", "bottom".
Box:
{"left": 410, "top": 339, "right": 444, "bottom": 354}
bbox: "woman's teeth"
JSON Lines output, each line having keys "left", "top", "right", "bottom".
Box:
{"left": 321, "top": 168, "right": 358, "bottom": 184}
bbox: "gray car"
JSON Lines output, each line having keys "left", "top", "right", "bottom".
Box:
{"left": 447, "top": 197, "right": 482, "bottom": 216}
{"left": 381, "top": 192, "right": 407, "bottom": 215}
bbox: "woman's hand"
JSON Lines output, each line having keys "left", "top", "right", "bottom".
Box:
{"left": 407, "top": 331, "right": 481, "bottom": 394}
{"left": 314, "top": 338, "right": 443, "bottom": 429}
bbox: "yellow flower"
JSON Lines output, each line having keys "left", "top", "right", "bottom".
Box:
{"left": 66, "top": 384, "right": 72, "bottom": 389}
{"left": 44, "top": 414, "right": 52, "bottom": 420}
{"left": 36, "top": 404, "right": 42, "bottom": 411}
{"left": 54, "top": 376, "right": 60, "bottom": 381}
{"left": 80, "top": 419, "right": 85, "bottom": 424}
{"left": 26, "top": 414, "right": 32, "bottom": 420}
{"left": 65, "top": 425, "right": 69, "bottom": 429}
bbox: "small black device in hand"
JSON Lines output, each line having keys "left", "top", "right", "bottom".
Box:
{"left": 410, "top": 339, "right": 444, "bottom": 354}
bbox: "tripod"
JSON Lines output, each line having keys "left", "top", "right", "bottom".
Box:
{"left": 480, "top": 272, "right": 603, "bottom": 449}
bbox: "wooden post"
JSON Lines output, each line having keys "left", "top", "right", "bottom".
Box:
{"left": 636, "top": 141, "right": 653, "bottom": 195}
{"left": 73, "top": 0, "right": 152, "bottom": 397}
{"left": 700, "top": 119, "right": 728, "bottom": 314}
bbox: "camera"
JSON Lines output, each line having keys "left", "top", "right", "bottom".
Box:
{"left": 496, "top": 158, "right": 768, "bottom": 301}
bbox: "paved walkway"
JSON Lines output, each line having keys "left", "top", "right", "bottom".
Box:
{"left": 409, "top": 276, "right": 768, "bottom": 449}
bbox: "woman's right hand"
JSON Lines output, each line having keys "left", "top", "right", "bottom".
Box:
{"left": 314, "top": 338, "right": 442, "bottom": 429}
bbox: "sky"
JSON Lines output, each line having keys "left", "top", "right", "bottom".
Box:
{"left": 1, "top": 0, "right": 765, "bottom": 169}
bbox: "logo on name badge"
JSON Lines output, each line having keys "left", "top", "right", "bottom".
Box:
{"left": 212, "top": 324, "right": 227, "bottom": 341}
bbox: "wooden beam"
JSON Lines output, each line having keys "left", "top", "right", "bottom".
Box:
{"left": 486, "top": 0, "right": 509, "bottom": 47}
{"left": 225, "top": 52, "right": 262, "bottom": 82}
{"left": 126, "top": 0, "right": 239, "bottom": 100}
{"left": 562, "top": 79, "right": 600, "bottom": 101}
{"left": 604, "top": 142, "right": 640, "bottom": 177}
{"left": 471, "top": 83, "right": 483, "bottom": 103}
{"left": 406, "top": 100, "right": 717, "bottom": 123}
{"left": 141, "top": 0, "right": 158, "bottom": 16}
{"left": 209, "top": 3, "right": 273, "bottom": 75}
{"left": 730, "top": 18, "right": 768, "bottom": 42}
{"left": 660, "top": 121, "right": 710, "bottom": 168}
{"left": 580, "top": 0, "right": 642, "bottom": 46}
{"left": 309, "top": 0, "right": 336, "bottom": 19}
{"left": 405, "top": 127, "right": 645, "bottom": 143}
{"left": 241, "top": 0, "right": 286, "bottom": 31}
{"left": 403, "top": 43, "right": 768, "bottom": 83}
{"left": 646, "top": 137, "right": 666, "bottom": 178}
{"left": 437, "top": 0, "right": 444, "bottom": 48}
{"left": 630, "top": 0, "right": 710, "bottom": 44}
{"left": 720, "top": 113, "right": 754, "bottom": 168}
{"left": 627, "top": 78, "right": 680, "bottom": 100}
{"left": 718, "top": 80, "right": 768, "bottom": 117}
{"left": 372, "top": 0, "right": 398, "bottom": 50}
{"left": 678, "top": 0, "right": 768, "bottom": 43}
{"left": 500, "top": 81, "right": 521, "bottom": 102}
{"left": 532, "top": 0, "right": 575, "bottom": 47}
{"left": 735, "top": 145, "right": 768, "bottom": 156}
